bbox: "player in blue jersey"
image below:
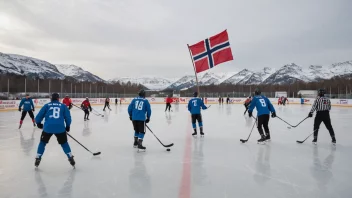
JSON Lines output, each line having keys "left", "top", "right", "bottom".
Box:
{"left": 34, "top": 93, "right": 75, "bottom": 168}
{"left": 18, "top": 94, "right": 36, "bottom": 129}
{"left": 248, "top": 88, "right": 276, "bottom": 143}
{"left": 188, "top": 92, "right": 208, "bottom": 136}
{"left": 128, "top": 89, "right": 152, "bottom": 151}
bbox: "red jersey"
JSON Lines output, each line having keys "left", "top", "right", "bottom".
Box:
{"left": 166, "top": 98, "right": 173, "bottom": 103}
{"left": 81, "top": 100, "right": 91, "bottom": 110}
{"left": 62, "top": 98, "right": 72, "bottom": 107}
{"left": 244, "top": 98, "right": 251, "bottom": 104}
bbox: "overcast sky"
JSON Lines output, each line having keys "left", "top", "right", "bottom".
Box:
{"left": 0, "top": 0, "right": 351, "bottom": 80}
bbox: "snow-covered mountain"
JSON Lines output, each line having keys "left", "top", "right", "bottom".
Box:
{"left": 262, "top": 63, "right": 311, "bottom": 85}
{"left": 56, "top": 64, "right": 104, "bottom": 82}
{"left": 109, "top": 77, "right": 173, "bottom": 90}
{"left": 0, "top": 52, "right": 65, "bottom": 79}
{"left": 236, "top": 67, "right": 276, "bottom": 85}
{"left": 222, "top": 69, "right": 254, "bottom": 84}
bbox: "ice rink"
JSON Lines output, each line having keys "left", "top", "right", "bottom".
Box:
{"left": 1, "top": 103, "right": 352, "bottom": 198}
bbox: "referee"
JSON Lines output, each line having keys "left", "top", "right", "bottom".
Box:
{"left": 308, "top": 88, "right": 336, "bottom": 144}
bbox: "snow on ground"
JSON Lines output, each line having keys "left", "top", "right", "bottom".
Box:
{"left": 0, "top": 104, "right": 351, "bottom": 198}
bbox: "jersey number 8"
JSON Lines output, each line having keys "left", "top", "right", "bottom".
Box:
{"left": 259, "top": 99, "right": 267, "bottom": 107}
{"left": 135, "top": 101, "right": 144, "bottom": 110}
{"left": 49, "top": 107, "right": 60, "bottom": 119}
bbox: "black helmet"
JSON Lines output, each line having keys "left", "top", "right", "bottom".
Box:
{"left": 51, "top": 93, "right": 60, "bottom": 101}
{"left": 318, "top": 88, "right": 325, "bottom": 97}
{"left": 193, "top": 92, "right": 198, "bottom": 97}
{"left": 138, "top": 89, "right": 146, "bottom": 98}
{"left": 249, "top": 96, "right": 252, "bottom": 98}
{"left": 254, "top": 88, "right": 261, "bottom": 95}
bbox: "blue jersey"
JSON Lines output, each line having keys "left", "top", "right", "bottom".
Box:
{"left": 188, "top": 98, "right": 207, "bottom": 114}
{"left": 248, "top": 95, "right": 275, "bottom": 116}
{"left": 19, "top": 98, "right": 34, "bottom": 111}
{"left": 128, "top": 97, "right": 151, "bottom": 121}
{"left": 35, "top": 100, "right": 71, "bottom": 134}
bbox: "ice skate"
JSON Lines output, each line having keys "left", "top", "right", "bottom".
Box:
{"left": 265, "top": 134, "right": 271, "bottom": 142}
{"left": 68, "top": 156, "right": 75, "bottom": 168}
{"left": 34, "top": 157, "right": 41, "bottom": 167}
{"left": 192, "top": 129, "right": 197, "bottom": 137}
{"left": 86, "top": 118, "right": 90, "bottom": 120}
{"left": 257, "top": 135, "right": 266, "bottom": 144}
{"left": 18, "top": 124, "right": 22, "bottom": 129}
{"left": 137, "top": 139, "right": 146, "bottom": 152}
{"left": 84, "top": 118, "right": 87, "bottom": 121}
{"left": 312, "top": 137, "right": 317, "bottom": 145}
{"left": 133, "top": 137, "right": 138, "bottom": 148}
{"left": 33, "top": 123, "right": 36, "bottom": 127}
{"left": 332, "top": 136, "right": 336, "bottom": 145}
{"left": 200, "top": 127, "right": 204, "bottom": 137}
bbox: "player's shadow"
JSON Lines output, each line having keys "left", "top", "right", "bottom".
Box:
{"left": 82, "top": 121, "right": 91, "bottom": 137}
{"left": 253, "top": 145, "right": 271, "bottom": 184}
{"left": 310, "top": 146, "right": 335, "bottom": 194}
{"left": 104, "top": 111, "right": 109, "bottom": 123}
{"left": 19, "top": 128, "right": 35, "bottom": 156}
{"left": 129, "top": 152, "right": 151, "bottom": 198}
{"left": 165, "top": 113, "right": 172, "bottom": 125}
{"left": 192, "top": 138, "right": 208, "bottom": 186}
{"left": 34, "top": 169, "right": 76, "bottom": 198}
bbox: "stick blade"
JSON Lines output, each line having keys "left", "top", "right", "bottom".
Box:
{"left": 296, "top": 141, "right": 304, "bottom": 144}
{"left": 240, "top": 139, "right": 248, "bottom": 143}
{"left": 93, "top": 152, "right": 101, "bottom": 156}
{"left": 164, "top": 143, "right": 174, "bottom": 148}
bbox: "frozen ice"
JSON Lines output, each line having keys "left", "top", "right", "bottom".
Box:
{"left": 1, "top": 104, "right": 352, "bottom": 198}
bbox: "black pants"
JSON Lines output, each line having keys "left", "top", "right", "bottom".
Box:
{"left": 314, "top": 111, "right": 335, "bottom": 138}
{"left": 21, "top": 110, "right": 34, "bottom": 120}
{"left": 132, "top": 120, "right": 145, "bottom": 134}
{"left": 84, "top": 109, "right": 89, "bottom": 119}
{"left": 257, "top": 114, "right": 270, "bottom": 136}
{"left": 103, "top": 102, "right": 111, "bottom": 110}
{"left": 40, "top": 131, "right": 67, "bottom": 144}
{"left": 165, "top": 103, "right": 171, "bottom": 112}
{"left": 191, "top": 114, "right": 202, "bottom": 124}
{"left": 244, "top": 104, "right": 249, "bottom": 114}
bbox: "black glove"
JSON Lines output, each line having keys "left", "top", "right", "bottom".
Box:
{"left": 129, "top": 116, "right": 132, "bottom": 121}
{"left": 37, "top": 123, "right": 43, "bottom": 129}
{"left": 32, "top": 109, "right": 35, "bottom": 112}
{"left": 271, "top": 112, "right": 276, "bottom": 118}
{"left": 90, "top": 108, "right": 92, "bottom": 112}
{"left": 308, "top": 112, "right": 313, "bottom": 117}
{"left": 248, "top": 111, "right": 252, "bottom": 118}
{"left": 66, "top": 126, "right": 70, "bottom": 132}
{"left": 146, "top": 118, "right": 150, "bottom": 123}
{"left": 18, "top": 107, "right": 21, "bottom": 112}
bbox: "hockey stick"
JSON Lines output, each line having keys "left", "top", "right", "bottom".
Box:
{"left": 92, "top": 108, "right": 104, "bottom": 117}
{"left": 67, "top": 133, "right": 101, "bottom": 156}
{"left": 276, "top": 116, "right": 308, "bottom": 129}
{"left": 296, "top": 129, "right": 317, "bottom": 144}
{"left": 72, "top": 104, "right": 103, "bottom": 117}
{"left": 240, "top": 117, "right": 257, "bottom": 143}
{"left": 145, "top": 125, "right": 174, "bottom": 148}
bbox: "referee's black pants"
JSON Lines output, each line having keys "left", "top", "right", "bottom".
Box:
{"left": 314, "top": 111, "right": 335, "bottom": 138}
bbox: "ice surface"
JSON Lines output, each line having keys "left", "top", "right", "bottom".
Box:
{"left": 1, "top": 104, "right": 352, "bottom": 198}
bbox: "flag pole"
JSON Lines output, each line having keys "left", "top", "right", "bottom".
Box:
{"left": 187, "top": 44, "right": 200, "bottom": 96}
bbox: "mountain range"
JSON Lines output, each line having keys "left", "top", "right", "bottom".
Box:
{"left": 0, "top": 52, "right": 351, "bottom": 90}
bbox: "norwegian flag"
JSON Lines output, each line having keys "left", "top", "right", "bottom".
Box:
{"left": 188, "top": 30, "right": 233, "bottom": 73}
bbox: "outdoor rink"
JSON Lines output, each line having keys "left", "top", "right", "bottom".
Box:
{"left": 0, "top": 103, "right": 352, "bottom": 198}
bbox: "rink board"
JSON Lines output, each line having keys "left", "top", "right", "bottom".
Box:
{"left": 0, "top": 97, "right": 351, "bottom": 111}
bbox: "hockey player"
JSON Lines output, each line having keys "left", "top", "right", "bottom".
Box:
{"left": 165, "top": 95, "right": 173, "bottom": 112}
{"left": 18, "top": 94, "right": 36, "bottom": 129}
{"left": 248, "top": 88, "right": 276, "bottom": 143}
{"left": 115, "top": 98, "right": 118, "bottom": 105}
{"left": 103, "top": 97, "right": 111, "bottom": 111}
{"left": 62, "top": 95, "right": 72, "bottom": 110}
{"left": 128, "top": 89, "right": 151, "bottom": 151}
{"left": 226, "top": 96, "right": 230, "bottom": 104}
{"left": 188, "top": 92, "right": 208, "bottom": 136}
{"left": 243, "top": 96, "right": 252, "bottom": 115}
{"left": 81, "top": 97, "right": 92, "bottom": 121}
{"left": 308, "top": 89, "right": 336, "bottom": 144}
{"left": 282, "top": 97, "right": 288, "bottom": 106}
{"left": 34, "top": 93, "right": 74, "bottom": 168}
{"left": 278, "top": 97, "right": 282, "bottom": 105}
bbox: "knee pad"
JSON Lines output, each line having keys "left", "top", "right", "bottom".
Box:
{"left": 198, "top": 122, "right": 203, "bottom": 127}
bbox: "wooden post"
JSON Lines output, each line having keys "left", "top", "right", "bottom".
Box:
{"left": 187, "top": 44, "right": 200, "bottom": 96}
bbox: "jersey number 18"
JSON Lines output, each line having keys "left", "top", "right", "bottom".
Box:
{"left": 135, "top": 101, "right": 144, "bottom": 110}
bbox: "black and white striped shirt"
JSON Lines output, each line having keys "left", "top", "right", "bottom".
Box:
{"left": 310, "top": 96, "right": 331, "bottom": 113}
